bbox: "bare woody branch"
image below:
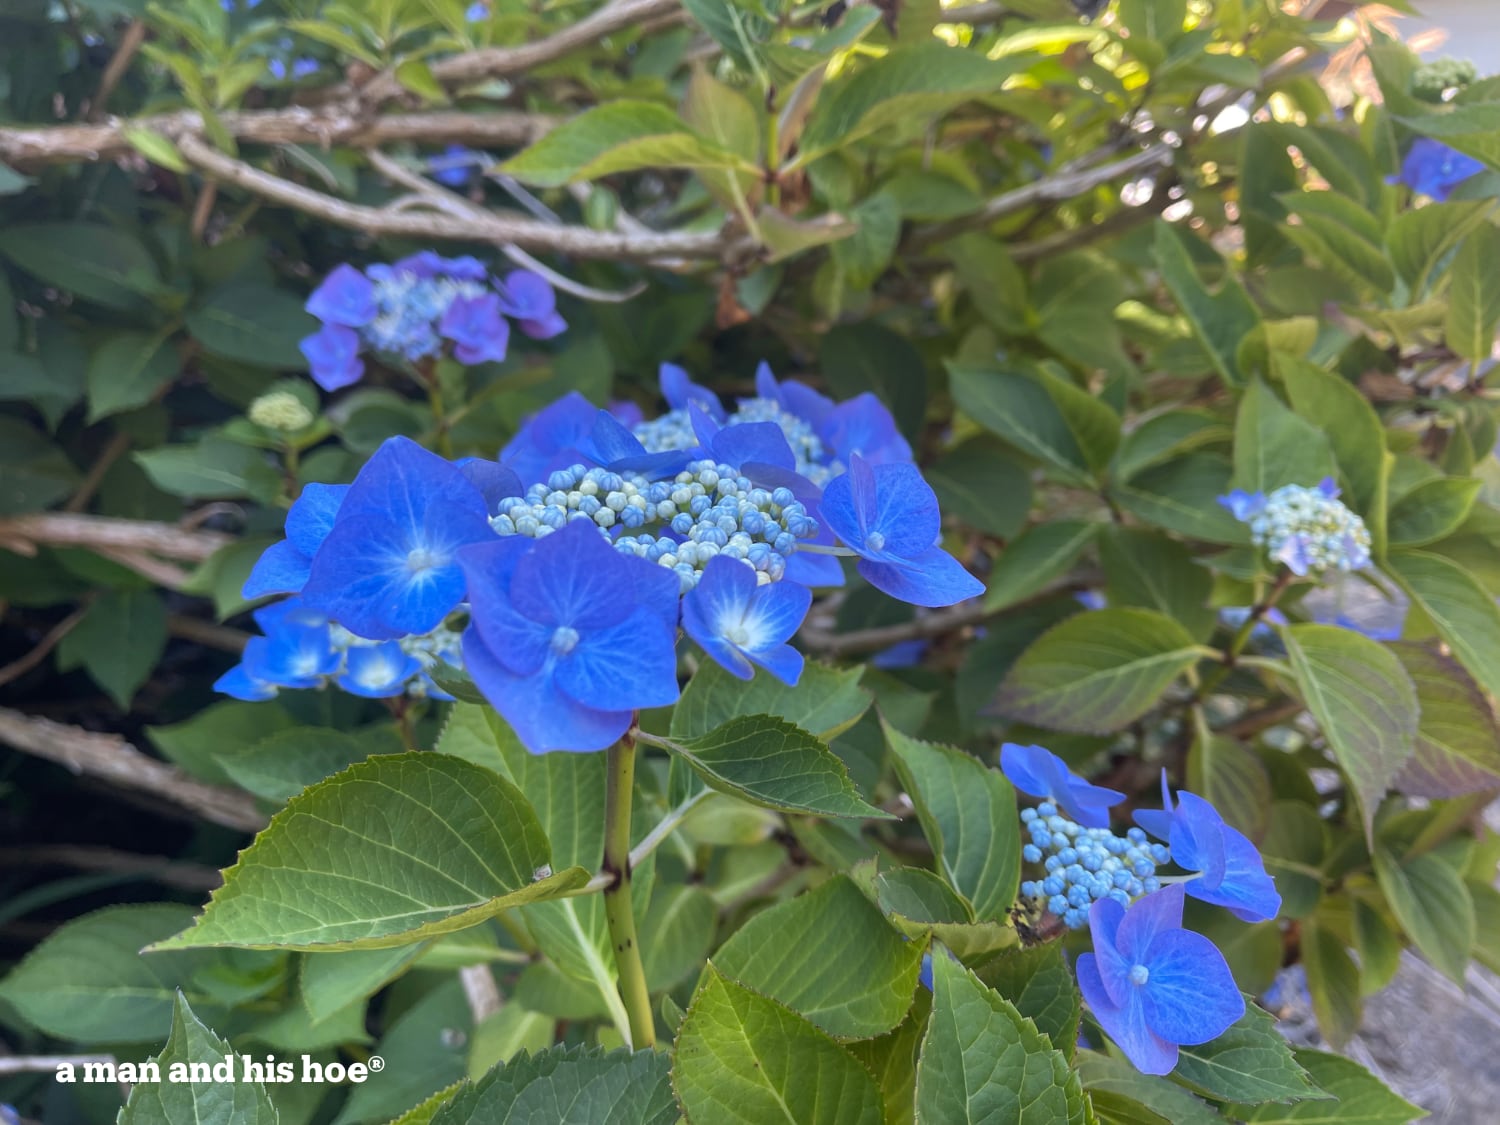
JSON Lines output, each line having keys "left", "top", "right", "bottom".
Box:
{"left": 0, "top": 707, "right": 265, "bottom": 833}
{"left": 0, "top": 512, "right": 232, "bottom": 562}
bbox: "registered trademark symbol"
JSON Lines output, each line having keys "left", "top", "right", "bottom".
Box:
{"left": 368, "top": 1056, "right": 385, "bottom": 1073}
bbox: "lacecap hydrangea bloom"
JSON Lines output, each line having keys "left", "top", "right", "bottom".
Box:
{"left": 1218, "top": 477, "right": 1371, "bottom": 576}
{"left": 1392, "top": 137, "right": 1485, "bottom": 202}
{"left": 299, "top": 256, "right": 565, "bottom": 391}
{"left": 231, "top": 362, "right": 983, "bottom": 752}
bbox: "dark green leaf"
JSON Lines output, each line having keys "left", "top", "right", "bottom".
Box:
{"left": 1232, "top": 378, "right": 1337, "bottom": 493}
{"left": 0, "top": 222, "right": 163, "bottom": 311}
{"left": 1446, "top": 221, "right": 1500, "bottom": 361}
{"left": 671, "top": 660, "right": 870, "bottom": 742}
{"left": 1152, "top": 221, "right": 1260, "bottom": 387}
{"left": 1299, "top": 920, "right": 1363, "bottom": 1049}
{"left": 986, "top": 520, "right": 1097, "bottom": 611}
{"left": 1373, "top": 847, "right": 1475, "bottom": 984}
{"left": 54, "top": 588, "right": 167, "bottom": 708}
{"left": 820, "top": 321, "right": 927, "bottom": 441}
{"left": 1235, "top": 1049, "right": 1425, "bottom": 1123}
{"left": 1387, "top": 550, "right": 1500, "bottom": 701}
{"left": 187, "top": 282, "right": 319, "bottom": 369}
{"left": 429, "top": 1045, "right": 678, "bottom": 1125}
{"left": 213, "top": 727, "right": 374, "bottom": 804}
{"left": 1387, "top": 478, "right": 1480, "bottom": 547}
{"left": 1077, "top": 1053, "right": 1220, "bottom": 1125}
{"left": 950, "top": 364, "right": 1119, "bottom": 484}
{"left": 1173, "top": 1001, "right": 1324, "bottom": 1104}
{"left": 1099, "top": 526, "right": 1216, "bottom": 642}
{"left": 974, "top": 944, "right": 1081, "bottom": 1062}
{"left": 1391, "top": 642, "right": 1500, "bottom": 797}
{"left": 86, "top": 331, "right": 179, "bottom": 421}
{"left": 925, "top": 440, "right": 1033, "bottom": 538}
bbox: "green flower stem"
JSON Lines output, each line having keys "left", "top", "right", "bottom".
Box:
{"left": 1193, "top": 568, "right": 1294, "bottom": 702}
{"left": 603, "top": 727, "right": 656, "bottom": 1050}
{"left": 414, "top": 358, "right": 453, "bottom": 458}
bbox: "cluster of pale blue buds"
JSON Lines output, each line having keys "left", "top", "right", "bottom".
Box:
{"left": 1219, "top": 478, "right": 1372, "bottom": 576}
{"left": 1019, "top": 804, "right": 1169, "bottom": 930}
{"left": 635, "top": 396, "right": 838, "bottom": 485}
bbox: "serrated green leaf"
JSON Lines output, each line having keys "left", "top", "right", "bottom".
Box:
{"left": 1391, "top": 642, "right": 1500, "bottom": 797}
{"left": 1373, "top": 847, "right": 1475, "bottom": 984}
{"left": 916, "top": 953, "right": 1090, "bottom": 1124}
{"left": 1235, "top": 1048, "right": 1426, "bottom": 1123}
{"left": 673, "top": 966, "right": 884, "bottom": 1125}
{"left": 974, "top": 943, "right": 1081, "bottom": 1062}
{"left": 503, "top": 102, "right": 742, "bottom": 187}
{"left": 214, "top": 727, "right": 374, "bottom": 804}
{"left": 1232, "top": 378, "right": 1337, "bottom": 493}
{"left": 1446, "top": 222, "right": 1500, "bottom": 361}
{"left": 336, "top": 977, "right": 471, "bottom": 1125}
{"left": 1077, "top": 1052, "right": 1219, "bottom": 1125}
{"left": 671, "top": 660, "right": 871, "bottom": 742}
{"left": 1099, "top": 526, "right": 1216, "bottom": 642}
{"left": 1152, "top": 221, "right": 1260, "bottom": 387}
{"left": 1275, "top": 355, "right": 1387, "bottom": 525}
{"left": 951, "top": 364, "right": 1119, "bottom": 485}
{"left": 1173, "top": 1000, "right": 1324, "bottom": 1104}
{"left": 1387, "top": 477, "right": 1480, "bottom": 547}
{"left": 986, "top": 520, "right": 1098, "bottom": 611}
{"left": 713, "top": 875, "right": 923, "bottom": 1039}
{"left": 993, "top": 608, "right": 1200, "bottom": 734}
{"left": 430, "top": 1045, "right": 678, "bottom": 1125}
{"left": 1280, "top": 624, "right": 1418, "bottom": 839}
{"left": 1387, "top": 549, "right": 1500, "bottom": 701}
{"left": 150, "top": 753, "right": 590, "bottom": 951}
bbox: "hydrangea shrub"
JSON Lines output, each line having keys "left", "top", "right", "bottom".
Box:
{"left": 0, "top": 1, "right": 1496, "bottom": 1123}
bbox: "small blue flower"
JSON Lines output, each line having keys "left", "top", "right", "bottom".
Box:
{"left": 300, "top": 323, "right": 364, "bottom": 391}
{"left": 459, "top": 519, "right": 681, "bottom": 752}
{"left": 754, "top": 361, "right": 835, "bottom": 431}
{"left": 578, "top": 411, "right": 696, "bottom": 479}
{"left": 818, "top": 454, "right": 983, "bottom": 607}
{"left": 243, "top": 483, "right": 348, "bottom": 599}
{"left": 871, "top": 638, "right": 929, "bottom": 669}
{"left": 496, "top": 270, "right": 566, "bottom": 339}
{"left": 1075, "top": 885, "right": 1245, "bottom": 1075}
{"left": 662, "top": 362, "right": 726, "bottom": 422}
{"left": 1001, "top": 743, "right": 1124, "bottom": 830}
{"left": 820, "top": 392, "right": 913, "bottom": 466}
{"left": 501, "top": 391, "right": 600, "bottom": 485}
{"left": 338, "top": 642, "right": 422, "bottom": 698}
{"left": 1394, "top": 138, "right": 1485, "bottom": 201}
{"left": 1135, "top": 773, "right": 1281, "bottom": 923}
{"left": 430, "top": 145, "right": 484, "bottom": 188}
{"left": 1074, "top": 590, "right": 1107, "bottom": 611}
{"left": 214, "top": 639, "right": 279, "bottom": 701}
{"left": 306, "top": 264, "right": 376, "bottom": 328}
{"left": 244, "top": 599, "right": 339, "bottom": 688}
{"left": 466, "top": 0, "right": 489, "bottom": 19}
{"left": 1219, "top": 478, "right": 1371, "bottom": 577}
{"left": 439, "top": 292, "right": 510, "bottom": 365}
{"left": 300, "top": 437, "right": 493, "bottom": 639}
{"left": 682, "top": 556, "right": 810, "bottom": 684}
{"left": 1216, "top": 489, "right": 1266, "bottom": 521}
{"left": 688, "top": 405, "right": 817, "bottom": 500}
{"left": 291, "top": 58, "right": 320, "bottom": 80}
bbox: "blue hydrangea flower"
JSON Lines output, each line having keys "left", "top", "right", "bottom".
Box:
{"left": 1394, "top": 138, "right": 1485, "bottom": 201}
{"left": 430, "top": 145, "right": 485, "bottom": 188}
{"left": 306, "top": 264, "right": 376, "bottom": 327}
{"left": 439, "top": 293, "right": 509, "bottom": 365}
{"left": 1018, "top": 803, "right": 1169, "bottom": 930}
{"left": 501, "top": 391, "right": 599, "bottom": 485}
{"left": 300, "top": 324, "right": 364, "bottom": 391}
{"left": 496, "top": 271, "right": 566, "bottom": 340}
{"left": 753, "top": 361, "right": 835, "bottom": 432}
{"left": 466, "top": 1, "right": 488, "bottom": 19}
{"left": 662, "top": 362, "right": 726, "bottom": 422}
{"left": 459, "top": 519, "right": 681, "bottom": 752}
{"left": 1134, "top": 775, "right": 1281, "bottom": 923}
{"left": 579, "top": 411, "right": 697, "bottom": 479}
{"left": 821, "top": 392, "right": 913, "bottom": 466}
{"left": 1075, "top": 885, "right": 1245, "bottom": 1075}
{"left": 300, "top": 437, "right": 493, "bottom": 639}
{"left": 215, "top": 599, "right": 336, "bottom": 701}
{"left": 1218, "top": 478, "right": 1371, "bottom": 577}
{"left": 682, "top": 555, "right": 810, "bottom": 684}
{"left": 338, "top": 642, "right": 423, "bottom": 698}
{"left": 1001, "top": 743, "right": 1124, "bottom": 829}
{"left": 688, "top": 406, "right": 818, "bottom": 500}
{"left": 818, "top": 454, "right": 983, "bottom": 607}
{"left": 243, "top": 483, "right": 348, "bottom": 599}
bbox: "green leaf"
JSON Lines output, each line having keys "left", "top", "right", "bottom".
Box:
{"left": 123, "top": 125, "right": 190, "bottom": 172}
{"left": 1387, "top": 477, "right": 1480, "bottom": 547}
{"left": 833, "top": 192, "right": 902, "bottom": 291}
{"left": 1446, "top": 221, "right": 1500, "bottom": 361}
{"left": 1173, "top": 1001, "right": 1324, "bottom": 1104}
{"left": 503, "top": 102, "right": 742, "bottom": 187}
{"left": 1109, "top": 454, "right": 1249, "bottom": 544}
{"left": 641, "top": 884, "right": 717, "bottom": 993}
{"left": 300, "top": 945, "right": 424, "bottom": 1024}
{"left": 1152, "top": 220, "right": 1260, "bottom": 387}
{"left": 1232, "top": 378, "right": 1337, "bottom": 493}
{"left": 214, "top": 727, "right": 375, "bottom": 804}
{"left": 1387, "top": 198, "right": 1494, "bottom": 295}
{"left": 0, "top": 416, "right": 82, "bottom": 513}
{"left": 800, "top": 43, "right": 1019, "bottom": 160}
{"left": 1260, "top": 801, "right": 1328, "bottom": 920}
{"left": 974, "top": 944, "right": 1081, "bottom": 1062}
{"left": 0, "top": 222, "right": 163, "bottom": 311}
{"left": 926, "top": 439, "right": 1033, "bottom": 539}
{"left": 150, "top": 753, "right": 590, "bottom": 951}
{"left": 1275, "top": 355, "right": 1387, "bottom": 522}
{"left": 1236, "top": 1049, "right": 1426, "bottom": 1123}
{"left": 0, "top": 904, "right": 255, "bottom": 1044}
{"left": 85, "top": 330, "right": 179, "bottom": 421}
{"left": 846, "top": 991, "right": 930, "bottom": 1125}
{"left": 673, "top": 966, "right": 884, "bottom": 1125}
{"left": 1109, "top": 410, "right": 1229, "bottom": 483}
{"left": 1373, "top": 847, "right": 1475, "bottom": 985}
{"left": 985, "top": 520, "right": 1098, "bottom": 611}
{"left": 430, "top": 1045, "right": 678, "bottom": 1125}
{"left": 187, "top": 281, "right": 319, "bottom": 369}
{"left": 1280, "top": 624, "right": 1418, "bottom": 839}
{"left": 1300, "top": 918, "right": 1362, "bottom": 1049}
{"left": 1391, "top": 642, "right": 1500, "bottom": 797}
{"left": 915, "top": 953, "right": 1090, "bottom": 1124}
{"left": 1188, "top": 734, "right": 1272, "bottom": 843}
{"left": 865, "top": 866, "right": 1018, "bottom": 961}
{"left": 1099, "top": 526, "right": 1216, "bottom": 642}
{"left": 682, "top": 66, "right": 761, "bottom": 163}
{"left": 884, "top": 721, "right": 1020, "bottom": 920}
{"left": 148, "top": 699, "right": 297, "bottom": 786}
{"left": 950, "top": 365, "right": 1119, "bottom": 485}
{"left": 134, "top": 434, "right": 280, "bottom": 500}
{"left": 335, "top": 977, "right": 471, "bottom": 1125}
{"left": 820, "top": 321, "right": 928, "bottom": 442}
{"left": 1077, "top": 1053, "right": 1219, "bottom": 1125}
{"left": 1387, "top": 549, "right": 1500, "bottom": 701}
{"left": 994, "top": 608, "right": 1200, "bottom": 734}
{"left": 713, "top": 875, "right": 924, "bottom": 1039}
{"left": 118, "top": 994, "right": 278, "bottom": 1125}
{"left": 655, "top": 715, "right": 886, "bottom": 819}
{"left": 54, "top": 588, "right": 167, "bottom": 708}
{"left": 395, "top": 57, "right": 447, "bottom": 102}
{"left": 671, "top": 659, "right": 871, "bottom": 742}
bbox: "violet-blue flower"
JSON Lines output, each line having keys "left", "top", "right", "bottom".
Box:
{"left": 459, "top": 519, "right": 681, "bottom": 753}
{"left": 496, "top": 270, "right": 567, "bottom": 339}
{"left": 1134, "top": 774, "right": 1281, "bottom": 923}
{"left": 243, "top": 483, "right": 348, "bottom": 599}
{"left": 338, "top": 642, "right": 423, "bottom": 698}
{"left": 1075, "top": 884, "right": 1245, "bottom": 1075}
{"left": 300, "top": 324, "right": 364, "bottom": 391}
{"left": 1395, "top": 138, "right": 1485, "bottom": 202}
{"left": 305, "top": 264, "right": 376, "bottom": 328}
{"left": 1000, "top": 742, "right": 1125, "bottom": 829}
{"left": 753, "top": 361, "right": 834, "bottom": 431}
{"left": 439, "top": 292, "right": 510, "bottom": 365}
{"left": 682, "top": 556, "right": 810, "bottom": 684}
{"left": 818, "top": 454, "right": 983, "bottom": 607}
{"left": 500, "top": 391, "right": 599, "bottom": 485}
{"left": 299, "top": 436, "right": 493, "bottom": 639}
{"left": 1218, "top": 478, "right": 1371, "bottom": 577}
{"left": 662, "top": 362, "right": 726, "bottom": 422}
{"left": 820, "top": 392, "right": 913, "bottom": 466}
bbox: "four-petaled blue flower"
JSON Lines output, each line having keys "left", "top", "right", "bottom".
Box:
{"left": 683, "top": 556, "right": 810, "bottom": 684}
{"left": 430, "top": 145, "right": 485, "bottom": 188}
{"left": 500, "top": 391, "right": 599, "bottom": 485}
{"left": 1394, "top": 138, "right": 1485, "bottom": 202}
{"left": 1134, "top": 773, "right": 1281, "bottom": 923}
{"left": 300, "top": 437, "right": 493, "bottom": 639}
{"left": 459, "top": 519, "right": 681, "bottom": 752}
{"left": 662, "top": 362, "right": 726, "bottom": 422}
{"left": 496, "top": 271, "right": 567, "bottom": 340}
{"left": 819, "top": 454, "right": 984, "bottom": 607}
{"left": 300, "top": 324, "right": 364, "bottom": 391}
{"left": 1001, "top": 742, "right": 1125, "bottom": 829}
{"left": 305, "top": 264, "right": 376, "bottom": 328}
{"left": 243, "top": 483, "right": 348, "bottom": 599}
{"left": 338, "top": 642, "right": 422, "bottom": 698}
{"left": 439, "top": 293, "right": 510, "bottom": 365}
{"left": 1075, "top": 884, "right": 1245, "bottom": 1075}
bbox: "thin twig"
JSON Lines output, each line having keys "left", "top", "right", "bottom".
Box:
{"left": 88, "top": 19, "right": 147, "bottom": 123}
{"left": 0, "top": 602, "right": 92, "bottom": 689}
{"left": 63, "top": 431, "right": 133, "bottom": 514}
{"left": 0, "top": 707, "right": 265, "bottom": 832}
{"left": 0, "top": 513, "right": 231, "bottom": 562}
{"left": 166, "top": 614, "right": 251, "bottom": 654}
{"left": 0, "top": 844, "right": 222, "bottom": 892}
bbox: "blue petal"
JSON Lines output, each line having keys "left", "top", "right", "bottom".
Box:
{"left": 872, "top": 639, "right": 929, "bottom": 669}
{"left": 1000, "top": 743, "right": 1053, "bottom": 799}
{"left": 509, "top": 519, "right": 633, "bottom": 630}
{"left": 496, "top": 270, "right": 557, "bottom": 320}
{"left": 863, "top": 463, "right": 941, "bottom": 557}
{"left": 501, "top": 392, "right": 598, "bottom": 485}
{"left": 305, "top": 264, "right": 375, "bottom": 327}
{"left": 338, "top": 643, "right": 420, "bottom": 698}
{"left": 455, "top": 457, "right": 524, "bottom": 515}
{"left": 1188, "top": 827, "right": 1281, "bottom": 923}
{"left": 690, "top": 626, "right": 756, "bottom": 680}
{"left": 1112, "top": 884, "right": 1186, "bottom": 968}
{"left": 243, "top": 540, "right": 313, "bottom": 599}
{"left": 661, "top": 362, "right": 725, "bottom": 422}
{"left": 1133, "top": 809, "right": 1174, "bottom": 842}
{"left": 336, "top": 435, "right": 489, "bottom": 526}
{"left": 746, "top": 576, "right": 812, "bottom": 647}
{"left": 1139, "top": 928, "right": 1244, "bottom": 1046}
{"left": 1170, "top": 792, "right": 1229, "bottom": 886}
{"left": 1272, "top": 534, "right": 1313, "bottom": 576}
{"left": 556, "top": 606, "right": 680, "bottom": 712}
{"left": 214, "top": 644, "right": 279, "bottom": 701}
{"left": 1216, "top": 489, "right": 1266, "bottom": 522}
{"left": 1085, "top": 894, "right": 1134, "bottom": 1007}
{"left": 821, "top": 393, "right": 912, "bottom": 466}
{"left": 1077, "top": 953, "right": 1179, "bottom": 1076}
{"left": 857, "top": 548, "right": 983, "bottom": 608}
{"left": 459, "top": 539, "right": 554, "bottom": 676}
{"left": 710, "top": 421, "right": 797, "bottom": 473}
{"left": 1063, "top": 776, "right": 1127, "bottom": 830}
{"left": 285, "top": 483, "right": 349, "bottom": 556}
{"left": 749, "top": 642, "right": 803, "bottom": 685}
{"left": 463, "top": 628, "right": 631, "bottom": 753}
{"left": 582, "top": 410, "right": 694, "bottom": 478}
{"left": 300, "top": 323, "right": 364, "bottom": 391}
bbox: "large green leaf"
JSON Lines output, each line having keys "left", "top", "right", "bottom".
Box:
{"left": 1232, "top": 379, "right": 1337, "bottom": 493}
{"left": 1391, "top": 643, "right": 1500, "bottom": 797}
{"left": 300, "top": 945, "right": 425, "bottom": 1024}
{"left": 1152, "top": 220, "right": 1260, "bottom": 387}
{"left": 1109, "top": 410, "right": 1230, "bottom": 484}
{"left": 1109, "top": 453, "right": 1249, "bottom": 544}
{"left": 1234, "top": 1049, "right": 1426, "bottom": 1123}
{"left": 1275, "top": 355, "right": 1387, "bottom": 525}
{"left": 993, "top": 608, "right": 1200, "bottom": 734}
{"left": 915, "top": 953, "right": 1090, "bottom": 1124}
{"left": 85, "top": 330, "right": 179, "bottom": 421}
{"left": 0, "top": 222, "right": 163, "bottom": 311}
{"left": 670, "top": 660, "right": 871, "bottom": 742}
{"left": 1173, "top": 1001, "right": 1324, "bottom": 1104}
{"left": 673, "top": 967, "right": 884, "bottom": 1125}
{"left": 950, "top": 364, "right": 1119, "bottom": 485}
{"left": 335, "top": 977, "right": 471, "bottom": 1125}
{"left": 1099, "top": 526, "right": 1216, "bottom": 642}
{"left": 1387, "top": 478, "right": 1480, "bottom": 547}
{"left": 864, "top": 866, "right": 1019, "bottom": 961}
{"left": 713, "top": 875, "right": 924, "bottom": 1039}
{"left": 651, "top": 715, "right": 886, "bottom": 819}
{"left": 187, "top": 281, "right": 319, "bottom": 369}
{"left": 1387, "top": 198, "right": 1494, "bottom": 295}
{"left": 884, "top": 722, "right": 1020, "bottom": 920}
{"left": 973, "top": 944, "right": 1081, "bottom": 1062}
{"left": 926, "top": 439, "right": 1034, "bottom": 539}
{"left": 150, "top": 753, "right": 590, "bottom": 951}
{"left": 985, "top": 520, "right": 1098, "bottom": 612}
{"left": 214, "top": 727, "right": 375, "bottom": 804}
{"left": 1280, "top": 624, "right": 1418, "bottom": 838}
{"left": 1300, "top": 918, "right": 1362, "bottom": 1049}
{"left": 1188, "top": 734, "right": 1272, "bottom": 843}
{"left": 1387, "top": 549, "right": 1500, "bottom": 700}
{"left": 1373, "top": 847, "right": 1475, "bottom": 985}
{"left": 54, "top": 587, "right": 167, "bottom": 708}
{"left": 1077, "top": 1053, "right": 1219, "bottom": 1125}
{"left": 1445, "top": 222, "right": 1500, "bottom": 361}
{"left": 428, "top": 1046, "right": 678, "bottom": 1125}
{"left": 503, "top": 102, "right": 743, "bottom": 186}
{"left": 820, "top": 321, "right": 928, "bottom": 441}
{"left": 118, "top": 994, "right": 278, "bottom": 1125}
